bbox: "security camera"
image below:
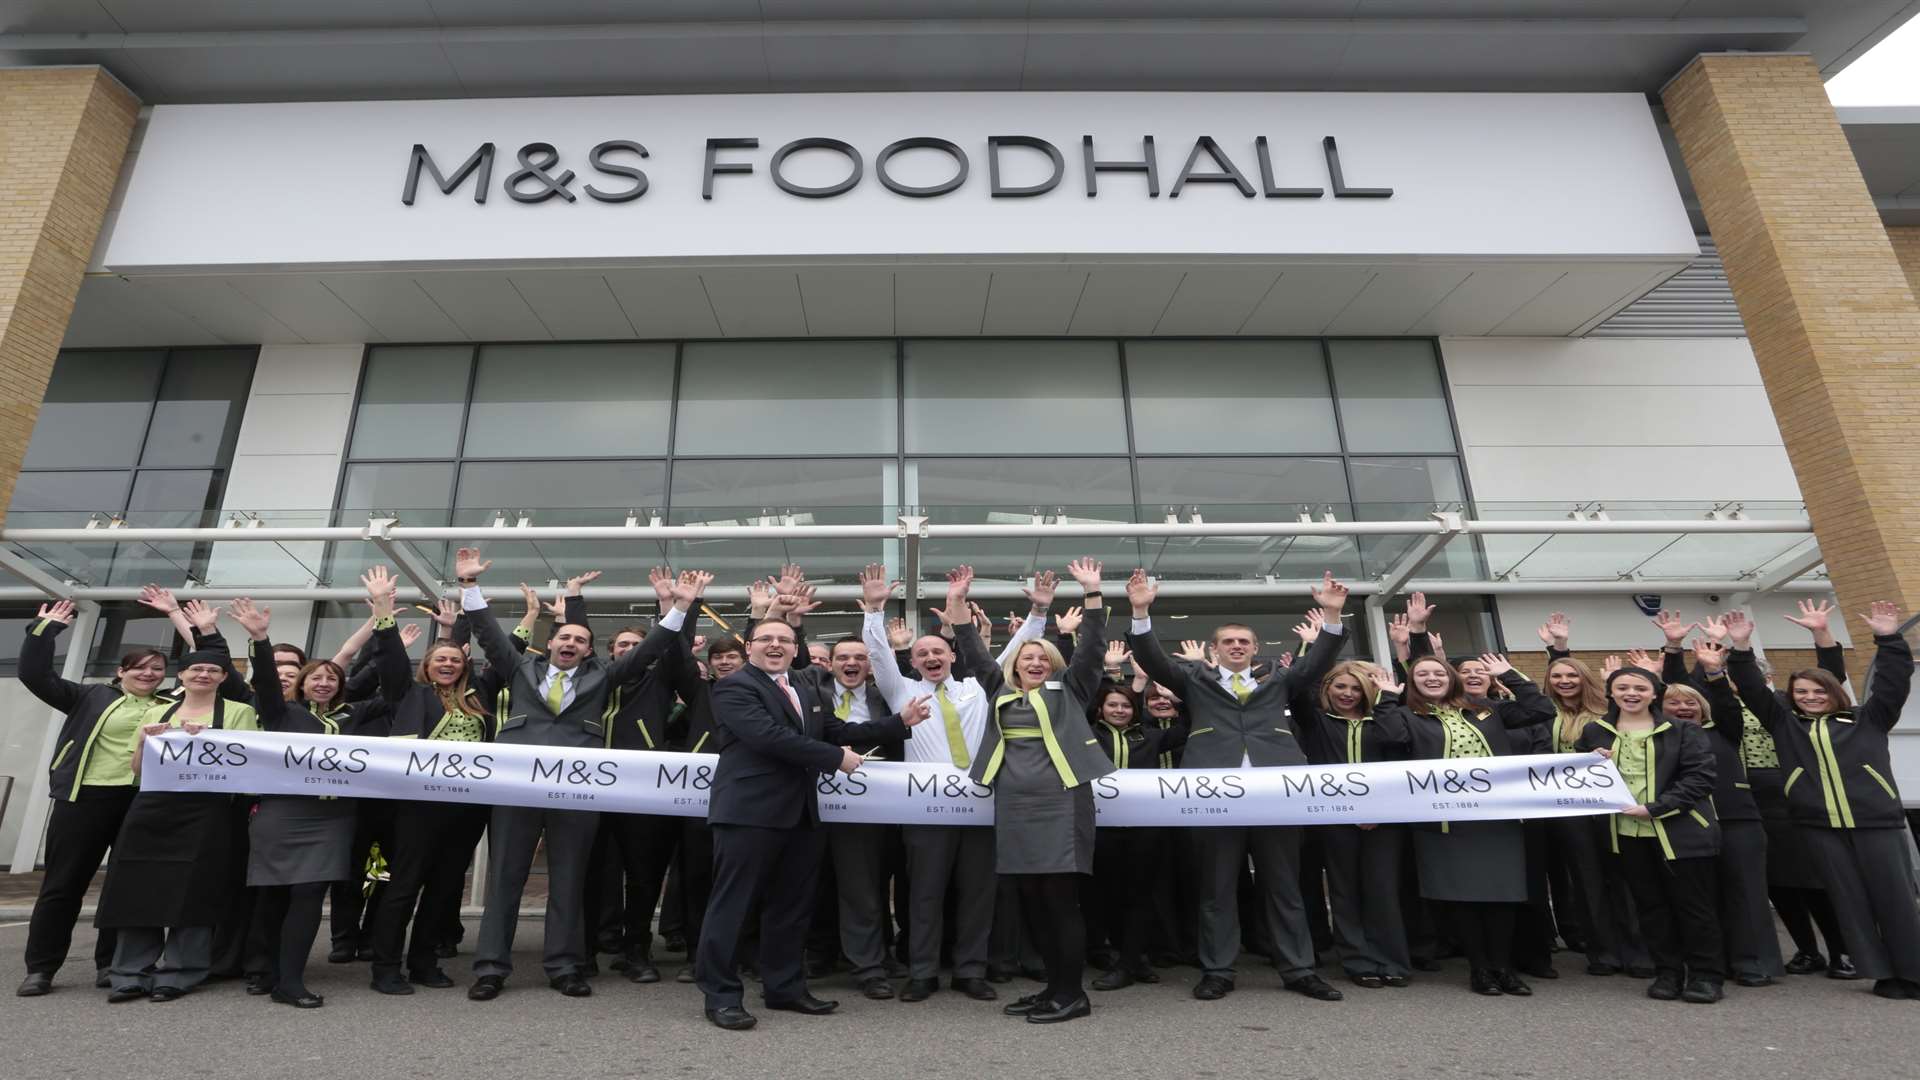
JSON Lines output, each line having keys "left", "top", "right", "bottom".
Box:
{"left": 1707, "top": 594, "right": 1721, "bottom": 604}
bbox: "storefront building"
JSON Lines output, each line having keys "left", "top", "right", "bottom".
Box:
{"left": 3, "top": 3, "right": 1920, "bottom": 862}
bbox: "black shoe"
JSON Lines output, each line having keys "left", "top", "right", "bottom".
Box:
{"left": 1682, "top": 979, "right": 1723, "bottom": 1004}
{"left": 467, "top": 975, "right": 504, "bottom": 1001}
{"left": 984, "top": 964, "right": 1016, "bottom": 984}
{"left": 1560, "top": 936, "right": 1589, "bottom": 954}
{"left": 899, "top": 978, "right": 938, "bottom": 1002}
{"left": 1626, "top": 965, "right": 1657, "bottom": 979}
{"left": 1285, "top": 974, "right": 1344, "bottom": 1001}
{"left": 244, "top": 974, "right": 274, "bottom": 996}
{"left": 1131, "top": 966, "right": 1160, "bottom": 984}
{"left": 1646, "top": 975, "right": 1681, "bottom": 1001}
{"left": 765, "top": 992, "right": 838, "bottom": 1015}
{"left": 1495, "top": 971, "right": 1532, "bottom": 996}
{"left": 705, "top": 1005, "right": 757, "bottom": 1031}
{"left": 1411, "top": 957, "right": 1442, "bottom": 972}
{"left": 435, "top": 942, "right": 458, "bottom": 959}
{"left": 663, "top": 933, "right": 688, "bottom": 954}
{"left": 860, "top": 977, "right": 894, "bottom": 1000}
{"left": 1350, "top": 973, "right": 1385, "bottom": 989}
{"left": 550, "top": 974, "right": 592, "bottom": 997}
{"left": 1829, "top": 954, "right": 1861, "bottom": 980}
{"left": 1382, "top": 975, "right": 1411, "bottom": 988}
{"left": 270, "top": 988, "right": 323, "bottom": 1009}
{"left": 409, "top": 967, "right": 455, "bottom": 989}
{"left": 1586, "top": 961, "right": 1621, "bottom": 976}
{"left": 952, "top": 976, "right": 998, "bottom": 1001}
{"left": 1784, "top": 951, "right": 1826, "bottom": 975}
{"left": 608, "top": 955, "right": 630, "bottom": 973}
{"left": 15, "top": 973, "right": 52, "bottom": 997}
{"left": 626, "top": 962, "right": 661, "bottom": 985}
{"left": 149, "top": 986, "right": 187, "bottom": 1003}
{"left": 581, "top": 960, "right": 600, "bottom": 979}
{"left": 372, "top": 972, "right": 415, "bottom": 995}
{"left": 94, "top": 968, "right": 110, "bottom": 989}
{"left": 107, "top": 986, "right": 148, "bottom": 1003}
{"left": 884, "top": 958, "right": 909, "bottom": 979}
{"left": 1193, "top": 975, "right": 1235, "bottom": 1000}
{"left": 1734, "top": 973, "right": 1776, "bottom": 988}
{"left": 676, "top": 966, "right": 695, "bottom": 984}
{"left": 327, "top": 944, "right": 356, "bottom": 964}
{"left": 1003, "top": 992, "right": 1045, "bottom": 1016}
{"left": 804, "top": 956, "right": 835, "bottom": 979}
{"left": 1027, "top": 993, "right": 1091, "bottom": 1024}
{"left": 1469, "top": 969, "right": 1502, "bottom": 996}
{"left": 1092, "top": 969, "right": 1135, "bottom": 991}
{"left": 355, "top": 945, "right": 374, "bottom": 962}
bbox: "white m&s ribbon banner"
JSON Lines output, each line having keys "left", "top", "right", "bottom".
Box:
{"left": 140, "top": 730, "right": 1633, "bottom": 827}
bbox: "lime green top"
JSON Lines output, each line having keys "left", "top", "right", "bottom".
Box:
{"left": 133, "top": 697, "right": 259, "bottom": 787}
{"left": 76, "top": 694, "right": 157, "bottom": 788}
{"left": 1613, "top": 726, "right": 1658, "bottom": 838}
{"left": 1739, "top": 706, "right": 1780, "bottom": 769}
{"left": 1435, "top": 707, "right": 1491, "bottom": 759}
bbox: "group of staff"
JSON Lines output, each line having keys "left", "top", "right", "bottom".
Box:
{"left": 9, "top": 552, "right": 1918, "bottom": 1024}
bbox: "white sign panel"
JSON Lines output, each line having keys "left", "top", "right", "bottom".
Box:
{"left": 106, "top": 91, "right": 1697, "bottom": 272}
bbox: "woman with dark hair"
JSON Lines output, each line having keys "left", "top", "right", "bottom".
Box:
{"left": 1394, "top": 650, "right": 1552, "bottom": 996}
{"left": 1575, "top": 663, "right": 1724, "bottom": 1004}
{"left": 1724, "top": 603, "right": 1920, "bottom": 999}
{"left": 13, "top": 598, "right": 182, "bottom": 998}
{"left": 1086, "top": 675, "right": 1188, "bottom": 991}
{"left": 946, "top": 559, "right": 1106, "bottom": 1024}
{"left": 228, "top": 572, "right": 396, "bottom": 1009}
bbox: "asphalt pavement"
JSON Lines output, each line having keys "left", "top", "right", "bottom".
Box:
{"left": 2, "top": 919, "right": 1914, "bottom": 1079}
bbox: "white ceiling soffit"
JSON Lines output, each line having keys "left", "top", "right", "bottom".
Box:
{"left": 61, "top": 261, "right": 1683, "bottom": 347}
{"left": 5, "top": 1, "right": 1915, "bottom": 101}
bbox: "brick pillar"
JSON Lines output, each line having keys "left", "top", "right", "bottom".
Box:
{"left": 1889, "top": 225, "right": 1920, "bottom": 303}
{"left": 0, "top": 67, "right": 139, "bottom": 527}
{"left": 1664, "top": 54, "right": 1920, "bottom": 646}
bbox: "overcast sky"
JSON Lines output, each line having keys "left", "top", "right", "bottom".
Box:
{"left": 1826, "top": 16, "right": 1920, "bottom": 105}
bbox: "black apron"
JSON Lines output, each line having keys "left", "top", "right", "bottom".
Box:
{"left": 95, "top": 699, "right": 239, "bottom": 929}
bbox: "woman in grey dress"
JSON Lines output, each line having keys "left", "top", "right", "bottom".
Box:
{"left": 229, "top": 573, "right": 395, "bottom": 1009}
{"left": 949, "top": 558, "right": 1115, "bottom": 1025}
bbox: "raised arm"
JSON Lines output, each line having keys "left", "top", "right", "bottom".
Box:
{"left": 1482, "top": 654, "right": 1554, "bottom": 729}
{"left": 231, "top": 597, "right": 288, "bottom": 729}
{"left": 1122, "top": 568, "right": 1192, "bottom": 697}
{"left": 454, "top": 547, "right": 522, "bottom": 680}
{"left": 1059, "top": 559, "right": 1109, "bottom": 700}
{"left": 1535, "top": 610, "right": 1571, "bottom": 662}
{"left": 1721, "top": 610, "right": 1790, "bottom": 736}
{"left": 605, "top": 570, "right": 703, "bottom": 685}
{"left": 1855, "top": 602, "right": 1914, "bottom": 731}
{"left": 858, "top": 563, "right": 915, "bottom": 708}
{"left": 18, "top": 601, "right": 84, "bottom": 712}
{"left": 1283, "top": 571, "right": 1351, "bottom": 696}
{"left": 1695, "top": 639, "right": 1746, "bottom": 744}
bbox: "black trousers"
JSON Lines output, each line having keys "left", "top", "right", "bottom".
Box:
{"left": 1323, "top": 824, "right": 1411, "bottom": 978}
{"left": 1090, "top": 826, "right": 1166, "bottom": 973}
{"left": 1616, "top": 839, "right": 1724, "bottom": 983}
{"left": 1800, "top": 826, "right": 1920, "bottom": 982}
{"left": 677, "top": 818, "right": 716, "bottom": 962}
{"left": 328, "top": 799, "right": 391, "bottom": 949}
{"left": 1717, "top": 819, "right": 1784, "bottom": 979}
{"left": 1433, "top": 900, "right": 1516, "bottom": 975}
{"left": 1512, "top": 820, "right": 1557, "bottom": 974}
{"left": 369, "top": 801, "right": 487, "bottom": 976}
{"left": 1548, "top": 816, "right": 1649, "bottom": 969}
{"left": 697, "top": 823, "right": 826, "bottom": 1010}
{"left": 23, "top": 786, "right": 136, "bottom": 977}
{"left": 209, "top": 800, "right": 263, "bottom": 978}
{"left": 1015, "top": 872, "right": 1089, "bottom": 1005}
{"left": 594, "top": 812, "right": 681, "bottom": 962}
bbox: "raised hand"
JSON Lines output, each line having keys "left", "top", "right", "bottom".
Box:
{"left": 36, "top": 599, "right": 75, "bottom": 625}
{"left": 229, "top": 596, "right": 272, "bottom": 640}
{"left": 519, "top": 583, "right": 541, "bottom": 617}
{"left": 137, "top": 584, "right": 179, "bottom": 614}
{"left": 1787, "top": 598, "right": 1840, "bottom": 646}
{"left": 1311, "top": 571, "right": 1351, "bottom": 616}
{"left": 431, "top": 598, "right": 459, "bottom": 629}
{"left": 363, "top": 566, "right": 397, "bottom": 619}
{"left": 1066, "top": 557, "right": 1103, "bottom": 594}
{"left": 1478, "top": 652, "right": 1514, "bottom": 678}
{"left": 1175, "top": 639, "right": 1207, "bottom": 663}
{"left": 1652, "top": 609, "right": 1691, "bottom": 647}
{"left": 947, "top": 565, "right": 975, "bottom": 606}
{"left": 1625, "top": 648, "right": 1656, "bottom": 671}
{"left": 886, "top": 617, "right": 912, "bottom": 650}
{"left": 1125, "top": 568, "right": 1157, "bottom": 615}
{"left": 1053, "top": 607, "right": 1082, "bottom": 636}
{"left": 1104, "top": 640, "right": 1131, "bottom": 671}
{"left": 787, "top": 583, "right": 823, "bottom": 620}
{"left": 1293, "top": 607, "right": 1325, "bottom": 645}
{"left": 748, "top": 578, "right": 774, "bottom": 620}
{"left": 650, "top": 566, "right": 676, "bottom": 608}
{"left": 1699, "top": 613, "right": 1729, "bottom": 644}
{"left": 1404, "top": 590, "right": 1436, "bottom": 631}
{"left": 1426, "top": 631, "right": 1444, "bottom": 656}
{"left": 899, "top": 695, "right": 932, "bottom": 728}
{"left": 775, "top": 564, "right": 806, "bottom": 597}
{"left": 1540, "top": 611, "right": 1571, "bottom": 650}
{"left": 180, "top": 599, "right": 221, "bottom": 634}
{"left": 858, "top": 563, "right": 897, "bottom": 613}
{"left": 399, "top": 623, "right": 423, "bottom": 649}
{"left": 1692, "top": 637, "right": 1728, "bottom": 674}
{"left": 1388, "top": 613, "right": 1411, "bottom": 648}
{"left": 1601, "top": 654, "right": 1622, "bottom": 677}
{"left": 1276, "top": 651, "right": 1294, "bottom": 670}
{"left": 1368, "top": 668, "right": 1404, "bottom": 696}
{"left": 1723, "top": 609, "right": 1753, "bottom": 649}
{"left": 1862, "top": 600, "right": 1904, "bottom": 637}
{"left": 671, "top": 570, "right": 713, "bottom": 608}
{"left": 1023, "top": 569, "right": 1059, "bottom": 611}
{"left": 454, "top": 547, "right": 491, "bottom": 581}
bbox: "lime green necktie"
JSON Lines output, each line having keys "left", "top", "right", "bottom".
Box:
{"left": 546, "top": 670, "right": 567, "bottom": 714}
{"left": 936, "top": 684, "right": 970, "bottom": 769}
{"left": 836, "top": 689, "right": 853, "bottom": 720}
{"left": 1230, "top": 672, "right": 1252, "bottom": 703}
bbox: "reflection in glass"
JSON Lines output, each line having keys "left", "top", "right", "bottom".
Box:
{"left": 668, "top": 458, "right": 895, "bottom": 585}
{"left": 21, "top": 351, "right": 163, "bottom": 469}
{"left": 678, "top": 342, "right": 897, "bottom": 456}
{"left": 909, "top": 456, "right": 1137, "bottom": 579}
{"left": 465, "top": 344, "right": 673, "bottom": 458}
{"left": 904, "top": 341, "right": 1127, "bottom": 453}
{"left": 1127, "top": 340, "right": 1339, "bottom": 453}
{"left": 140, "top": 349, "right": 256, "bottom": 468}
{"left": 1136, "top": 457, "right": 1357, "bottom": 580}
{"left": 351, "top": 346, "right": 472, "bottom": 459}
{"left": 1329, "top": 340, "right": 1457, "bottom": 454}
{"left": 453, "top": 460, "right": 669, "bottom": 586}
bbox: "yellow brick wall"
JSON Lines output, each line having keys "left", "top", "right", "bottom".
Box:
{"left": 1890, "top": 225, "right": 1920, "bottom": 304}
{"left": 0, "top": 68, "right": 139, "bottom": 528}
{"left": 1663, "top": 54, "right": 1920, "bottom": 648}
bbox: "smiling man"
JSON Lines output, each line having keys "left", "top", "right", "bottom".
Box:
{"left": 452, "top": 548, "right": 705, "bottom": 1003}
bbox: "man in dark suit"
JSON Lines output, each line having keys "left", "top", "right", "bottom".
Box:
{"left": 453, "top": 548, "right": 705, "bottom": 1002}
{"left": 696, "top": 616, "right": 928, "bottom": 1031}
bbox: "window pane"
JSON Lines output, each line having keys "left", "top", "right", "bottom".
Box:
{"left": 1329, "top": 340, "right": 1457, "bottom": 453}
{"left": 1350, "top": 456, "right": 1478, "bottom": 579}
{"left": 140, "top": 348, "right": 256, "bottom": 467}
{"left": 903, "top": 341, "right": 1127, "bottom": 453}
{"left": 338, "top": 462, "right": 455, "bottom": 520}
{"left": 1136, "top": 456, "right": 1357, "bottom": 581}
{"left": 464, "top": 344, "right": 673, "bottom": 458}
{"left": 1126, "top": 341, "right": 1339, "bottom": 452}
{"left": 454, "top": 460, "right": 668, "bottom": 585}
{"left": 669, "top": 458, "right": 895, "bottom": 586}
{"left": 350, "top": 346, "right": 471, "bottom": 459}
{"left": 676, "top": 341, "right": 897, "bottom": 456}
{"left": 110, "top": 470, "right": 221, "bottom": 585}
{"left": 22, "top": 351, "right": 163, "bottom": 469}
{"left": 5, "top": 471, "right": 133, "bottom": 586}
{"left": 910, "top": 456, "right": 1136, "bottom": 578}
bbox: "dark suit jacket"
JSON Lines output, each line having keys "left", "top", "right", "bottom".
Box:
{"left": 708, "top": 664, "right": 907, "bottom": 829}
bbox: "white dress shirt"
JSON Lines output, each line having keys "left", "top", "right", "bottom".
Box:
{"left": 862, "top": 609, "right": 1045, "bottom": 767}
{"left": 540, "top": 665, "right": 576, "bottom": 711}
{"left": 1130, "top": 614, "right": 1344, "bottom": 766}
{"left": 828, "top": 681, "right": 873, "bottom": 724}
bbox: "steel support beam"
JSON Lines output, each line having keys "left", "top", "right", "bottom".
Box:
{"left": 0, "top": 545, "right": 75, "bottom": 599}
{"left": 899, "top": 515, "right": 927, "bottom": 627}
{"left": 366, "top": 518, "right": 444, "bottom": 600}
{"left": 1755, "top": 544, "right": 1827, "bottom": 593}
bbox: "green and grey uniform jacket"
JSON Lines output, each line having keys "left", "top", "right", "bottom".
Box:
{"left": 1575, "top": 715, "right": 1721, "bottom": 860}
{"left": 1125, "top": 622, "right": 1345, "bottom": 769}
{"left": 958, "top": 604, "right": 1116, "bottom": 790}
{"left": 1726, "top": 633, "right": 1914, "bottom": 830}
{"left": 20, "top": 615, "right": 241, "bottom": 803}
